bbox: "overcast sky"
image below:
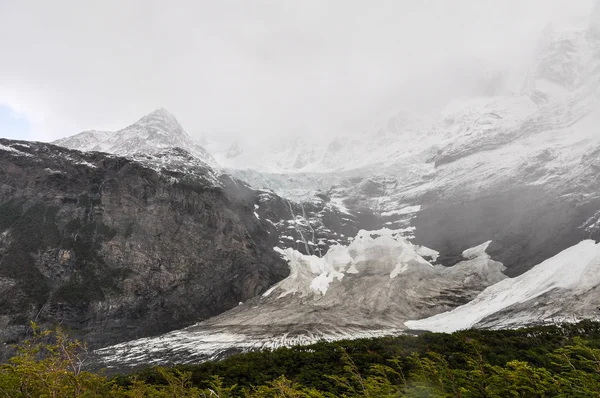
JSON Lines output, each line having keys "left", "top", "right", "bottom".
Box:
{"left": 0, "top": 0, "right": 594, "bottom": 142}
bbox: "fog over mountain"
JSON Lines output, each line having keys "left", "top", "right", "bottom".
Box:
{"left": 0, "top": 0, "right": 594, "bottom": 142}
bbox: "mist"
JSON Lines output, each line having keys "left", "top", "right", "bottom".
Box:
{"left": 0, "top": 0, "right": 594, "bottom": 142}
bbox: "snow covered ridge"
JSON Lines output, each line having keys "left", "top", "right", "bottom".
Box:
{"left": 127, "top": 147, "right": 223, "bottom": 187}
{"left": 0, "top": 139, "right": 105, "bottom": 168}
{"left": 405, "top": 240, "right": 600, "bottom": 332}
{"left": 0, "top": 143, "right": 33, "bottom": 157}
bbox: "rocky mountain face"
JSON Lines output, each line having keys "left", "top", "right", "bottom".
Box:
{"left": 0, "top": 139, "right": 291, "bottom": 359}
{"left": 0, "top": 132, "right": 381, "bottom": 361}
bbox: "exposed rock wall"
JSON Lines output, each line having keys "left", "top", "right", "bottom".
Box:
{"left": 0, "top": 139, "right": 288, "bottom": 358}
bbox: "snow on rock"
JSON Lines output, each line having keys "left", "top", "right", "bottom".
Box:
{"left": 405, "top": 240, "right": 600, "bottom": 333}
{"left": 128, "top": 147, "right": 222, "bottom": 187}
{"left": 417, "top": 246, "right": 440, "bottom": 262}
{"left": 264, "top": 246, "right": 346, "bottom": 297}
{"left": 462, "top": 241, "right": 492, "bottom": 260}
{"left": 264, "top": 229, "right": 504, "bottom": 304}
{"left": 0, "top": 143, "right": 33, "bottom": 157}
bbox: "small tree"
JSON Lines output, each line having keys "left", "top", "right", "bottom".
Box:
{"left": 0, "top": 322, "right": 111, "bottom": 397}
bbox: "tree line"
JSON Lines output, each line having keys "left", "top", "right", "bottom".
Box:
{"left": 3, "top": 320, "right": 600, "bottom": 396}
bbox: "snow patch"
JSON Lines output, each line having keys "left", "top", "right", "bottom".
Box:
{"left": 382, "top": 205, "right": 422, "bottom": 217}
{"left": 76, "top": 160, "right": 97, "bottom": 168}
{"left": 0, "top": 143, "right": 32, "bottom": 157}
{"left": 329, "top": 197, "right": 351, "bottom": 215}
{"left": 462, "top": 240, "right": 492, "bottom": 260}
{"left": 43, "top": 168, "right": 63, "bottom": 175}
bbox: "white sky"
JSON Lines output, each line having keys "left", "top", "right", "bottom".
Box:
{"left": 0, "top": 0, "right": 595, "bottom": 142}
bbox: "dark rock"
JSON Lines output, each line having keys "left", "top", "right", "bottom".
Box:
{"left": 0, "top": 139, "right": 288, "bottom": 359}
{"left": 413, "top": 185, "right": 600, "bottom": 276}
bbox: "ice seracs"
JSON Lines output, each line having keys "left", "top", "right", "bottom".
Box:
{"left": 266, "top": 229, "right": 434, "bottom": 298}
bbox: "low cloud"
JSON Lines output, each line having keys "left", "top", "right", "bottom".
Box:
{"left": 0, "top": 0, "right": 594, "bottom": 142}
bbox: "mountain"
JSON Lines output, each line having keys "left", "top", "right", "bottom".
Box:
{"left": 6, "top": 3, "right": 600, "bottom": 372}
{"left": 52, "top": 110, "right": 389, "bottom": 257}
{"left": 214, "top": 8, "right": 600, "bottom": 277}
{"left": 53, "top": 108, "right": 216, "bottom": 168}
{"left": 0, "top": 138, "right": 289, "bottom": 359}
{"left": 0, "top": 122, "right": 383, "bottom": 359}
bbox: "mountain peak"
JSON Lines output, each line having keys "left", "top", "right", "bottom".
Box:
{"left": 129, "top": 108, "right": 184, "bottom": 135}
{"left": 144, "top": 107, "right": 176, "bottom": 120}
{"left": 53, "top": 109, "right": 217, "bottom": 167}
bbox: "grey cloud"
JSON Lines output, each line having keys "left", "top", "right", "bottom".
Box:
{"left": 0, "top": 0, "right": 594, "bottom": 141}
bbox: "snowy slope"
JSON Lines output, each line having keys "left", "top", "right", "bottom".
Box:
{"left": 219, "top": 10, "right": 600, "bottom": 276}
{"left": 206, "top": 9, "right": 599, "bottom": 178}
{"left": 205, "top": 110, "right": 431, "bottom": 174}
{"left": 405, "top": 240, "right": 600, "bottom": 332}
{"left": 54, "top": 108, "right": 217, "bottom": 168}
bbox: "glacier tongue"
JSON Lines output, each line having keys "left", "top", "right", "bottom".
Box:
{"left": 405, "top": 240, "right": 600, "bottom": 333}
{"left": 94, "top": 232, "right": 507, "bottom": 369}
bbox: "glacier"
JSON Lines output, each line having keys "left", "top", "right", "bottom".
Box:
{"left": 405, "top": 240, "right": 600, "bottom": 332}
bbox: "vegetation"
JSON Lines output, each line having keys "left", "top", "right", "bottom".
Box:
{"left": 4, "top": 321, "right": 600, "bottom": 396}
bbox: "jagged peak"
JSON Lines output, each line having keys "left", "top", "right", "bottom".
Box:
{"left": 143, "top": 107, "right": 176, "bottom": 120}
{"left": 52, "top": 108, "right": 218, "bottom": 168}
{"left": 126, "top": 108, "right": 184, "bottom": 133}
